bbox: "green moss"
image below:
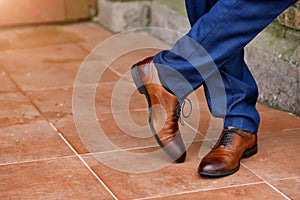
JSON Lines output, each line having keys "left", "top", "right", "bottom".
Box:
{"left": 108, "top": 0, "right": 187, "bottom": 16}
{"left": 153, "top": 0, "right": 187, "bottom": 16}
{"left": 258, "top": 101, "right": 300, "bottom": 117}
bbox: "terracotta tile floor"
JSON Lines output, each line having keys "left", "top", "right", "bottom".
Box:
{"left": 0, "top": 22, "right": 299, "bottom": 200}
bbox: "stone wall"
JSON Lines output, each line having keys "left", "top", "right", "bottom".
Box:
{"left": 97, "top": 0, "right": 300, "bottom": 115}
{"left": 97, "top": 0, "right": 189, "bottom": 41}
{"left": 245, "top": 23, "right": 300, "bottom": 114}
{"left": 97, "top": 0, "right": 152, "bottom": 32}
{"left": 246, "top": 3, "right": 300, "bottom": 115}
{"left": 277, "top": 3, "right": 300, "bottom": 30}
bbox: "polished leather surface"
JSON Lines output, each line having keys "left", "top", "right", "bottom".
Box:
{"left": 132, "top": 57, "right": 186, "bottom": 163}
{"left": 198, "top": 127, "right": 257, "bottom": 177}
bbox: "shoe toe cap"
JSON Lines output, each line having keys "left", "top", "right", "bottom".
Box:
{"left": 175, "top": 151, "right": 186, "bottom": 163}
{"left": 198, "top": 157, "right": 228, "bottom": 172}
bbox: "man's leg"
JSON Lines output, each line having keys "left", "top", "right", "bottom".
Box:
{"left": 154, "top": 0, "right": 296, "bottom": 134}
{"left": 151, "top": 0, "right": 296, "bottom": 176}
{"left": 129, "top": 0, "right": 217, "bottom": 163}
{"left": 185, "top": 0, "right": 218, "bottom": 26}
{"left": 203, "top": 50, "right": 260, "bottom": 134}
{"left": 185, "top": 0, "right": 260, "bottom": 134}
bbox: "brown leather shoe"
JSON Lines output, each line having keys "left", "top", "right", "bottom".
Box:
{"left": 131, "top": 57, "right": 186, "bottom": 163}
{"left": 198, "top": 127, "right": 257, "bottom": 177}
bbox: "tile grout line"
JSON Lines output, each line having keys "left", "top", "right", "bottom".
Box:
{"left": 107, "top": 67, "right": 135, "bottom": 82}
{"left": 0, "top": 155, "right": 78, "bottom": 167}
{"left": 185, "top": 121, "right": 298, "bottom": 199}
{"left": 108, "top": 67, "right": 124, "bottom": 78}
{"left": 183, "top": 122, "right": 297, "bottom": 200}
{"left": 272, "top": 176, "right": 300, "bottom": 181}
{"left": 1, "top": 68, "right": 52, "bottom": 123}
{"left": 78, "top": 137, "right": 203, "bottom": 157}
{"left": 282, "top": 128, "right": 300, "bottom": 132}
{"left": 184, "top": 122, "right": 219, "bottom": 143}
{"left": 49, "top": 123, "right": 119, "bottom": 200}
{"left": 177, "top": 123, "right": 298, "bottom": 200}
{"left": 2, "top": 50, "right": 297, "bottom": 200}
{"left": 184, "top": 122, "right": 207, "bottom": 138}
{"left": 134, "top": 181, "right": 265, "bottom": 200}
{"left": 241, "top": 163, "right": 291, "bottom": 200}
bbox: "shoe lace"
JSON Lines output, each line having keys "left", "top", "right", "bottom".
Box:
{"left": 217, "top": 128, "right": 251, "bottom": 147}
{"left": 175, "top": 98, "right": 192, "bottom": 126}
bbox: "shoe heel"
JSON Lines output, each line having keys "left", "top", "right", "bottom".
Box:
{"left": 242, "top": 144, "right": 258, "bottom": 158}
{"left": 131, "top": 64, "right": 146, "bottom": 95}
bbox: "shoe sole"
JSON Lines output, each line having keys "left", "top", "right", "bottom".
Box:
{"left": 198, "top": 144, "right": 258, "bottom": 177}
{"left": 131, "top": 64, "right": 185, "bottom": 163}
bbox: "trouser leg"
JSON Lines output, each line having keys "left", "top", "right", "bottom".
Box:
{"left": 185, "top": 0, "right": 218, "bottom": 26}
{"left": 203, "top": 50, "right": 260, "bottom": 133}
{"left": 153, "top": 0, "right": 296, "bottom": 133}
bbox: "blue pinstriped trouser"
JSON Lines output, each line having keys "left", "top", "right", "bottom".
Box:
{"left": 153, "top": 0, "right": 297, "bottom": 134}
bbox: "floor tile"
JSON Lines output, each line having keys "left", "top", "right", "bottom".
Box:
{"left": 53, "top": 111, "right": 202, "bottom": 154}
{"left": 0, "top": 92, "right": 42, "bottom": 127}
{"left": 26, "top": 88, "right": 73, "bottom": 121}
{"left": 0, "top": 156, "right": 114, "bottom": 199}
{"left": 10, "top": 59, "right": 119, "bottom": 91}
{"left": 0, "top": 44, "right": 87, "bottom": 73}
{"left": 108, "top": 49, "right": 164, "bottom": 77}
{"left": 65, "top": 111, "right": 157, "bottom": 153}
{"left": 242, "top": 129, "right": 300, "bottom": 180}
{"left": 85, "top": 32, "right": 169, "bottom": 76}
{"left": 0, "top": 22, "right": 299, "bottom": 200}
{"left": 258, "top": 109, "right": 300, "bottom": 132}
{"left": 150, "top": 183, "right": 285, "bottom": 200}
{"left": 60, "top": 22, "right": 113, "bottom": 51}
{"left": 256, "top": 103, "right": 274, "bottom": 113}
{"left": 10, "top": 62, "right": 82, "bottom": 91}
{"left": 98, "top": 111, "right": 202, "bottom": 149}
{"left": 71, "top": 59, "right": 121, "bottom": 85}
{"left": 95, "top": 81, "right": 148, "bottom": 114}
{"left": 0, "top": 26, "right": 81, "bottom": 51}
{"left": 0, "top": 120, "right": 74, "bottom": 165}
{"left": 82, "top": 141, "right": 261, "bottom": 199}
{"left": 25, "top": 79, "right": 130, "bottom": 123}
{"left": 52, "top": 114, "right": 89, "bottom": 154}
{"left": 26, "top": 78, "right": 131, "bottom": 122}
{"left": 1, "top": 44, "right": 117, "bottom": 91}
{"left": 269, "top": 178, "right": 300, "bottom": 200}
